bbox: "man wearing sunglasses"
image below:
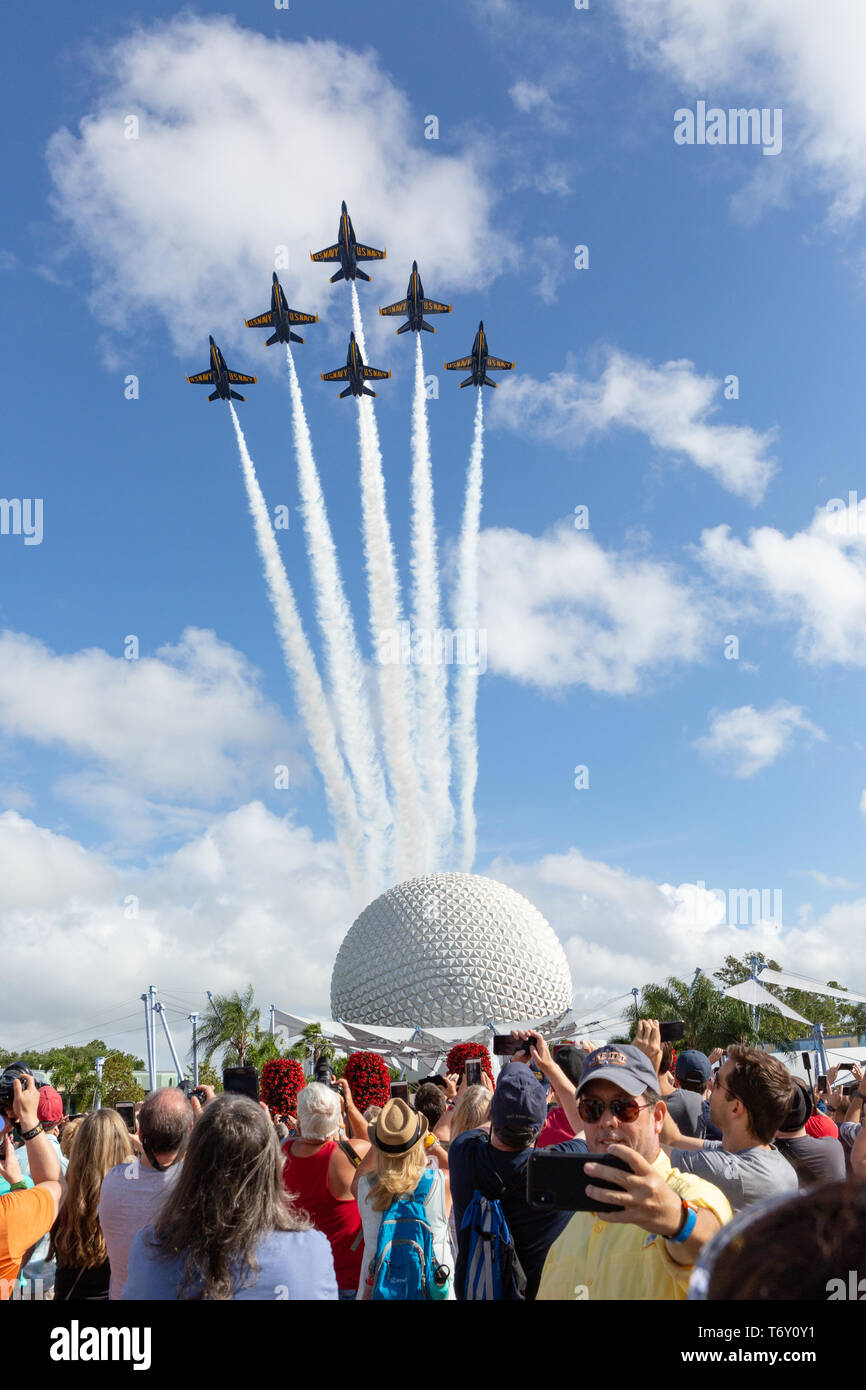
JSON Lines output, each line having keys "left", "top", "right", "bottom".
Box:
{"left": 534, "top": 1040, "right": 732, "bottom": 1301}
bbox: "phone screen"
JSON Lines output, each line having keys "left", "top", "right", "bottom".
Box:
{"left": 115, "top": 1101, "right": 137, "bottom": 1134}
{"left": 465, "top": 1059, "right": 483, "bottom": 1087}
{"left": 390, "top": 1081, "right": 409, "bottom": 1103}
{"left": 492, "top": 1034, "right": 531, "bottom": 1056}
{"left": 223, "top": 1066, "right": 260, "bottom": 1103}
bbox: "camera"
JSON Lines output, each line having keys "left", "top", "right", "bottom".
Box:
{"left": 176, "top": 1078, "right": 208, "bottom": 1106}
{"left": 0, "top": 1061, "right": 43, "bottom": 1116}
{"left": 314, "top": 1058, "right": 340, "bottom": 1093}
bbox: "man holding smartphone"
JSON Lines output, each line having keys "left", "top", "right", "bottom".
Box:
{"left": 535, "top": 1042, "right": 731, "bottom": 1301}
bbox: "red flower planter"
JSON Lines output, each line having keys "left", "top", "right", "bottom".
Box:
{"left": 446, "top": 1041, "right": 493, "bottom": 1082}
{"left": 344, "top": 1051, "right": 391, "bottom": 1112}
{"left": 260, "top": 1058, "right": 306, "bottom": 1121}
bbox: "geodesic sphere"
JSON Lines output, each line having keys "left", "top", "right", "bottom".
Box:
{"left": 330, "top": 872, "right": 573, "bottom": 1026}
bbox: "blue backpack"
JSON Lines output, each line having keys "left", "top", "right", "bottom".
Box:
{"left": 369, "top": 1169, "right": 450, "bottom": 1300}
{"left": 460, "top": 1162, "right": 527, "bottom": 1301}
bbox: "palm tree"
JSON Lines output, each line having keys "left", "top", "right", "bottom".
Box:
{"left": 288, "top": 1023, "right": 336, "bottom": 1073}
{"left": 624, "top": 974, "right": 796, "bottom": 1055}
{"left": 194, "top": 986, "right": 262, "bottom": 1069}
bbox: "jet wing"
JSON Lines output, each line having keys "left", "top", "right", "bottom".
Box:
{"left": 227, "top": 371, "right": 257, "bottom": 385}
{"left": 187, "top": 371, "right": 215, "bottom": 384}
{"left": 245, "top": 312, "right": 273, "bottom": 328}
{"left": 422, "top": 299, "right": 452, "bottom": 314}
{"left": 485, "top": 356, "right": 514, "bottom": 371}
{"left": 362, "top": 367, "right": 391, "bottom": 380}
{"left": 287, "top": 311, "right": 318, "bottom": 325}
{"left": 321, "top": 366, "right": 350, "bottom": 381}
{"left": 310, "top": 244, "right": 341, "bottom": 262}
{"left": 354, "top": 243, "right": 386, "bottom": 261}
{"left": 444, "top": 356, "right": 472, "bottom": 370}
{"left": 379, "top": 300, "right": 408, "bottom": 317}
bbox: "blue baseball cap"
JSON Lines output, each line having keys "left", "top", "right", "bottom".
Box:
{"left": 577, "top": 1044, "right": 659, "bottom": 1097}
{"left": 490, "top": 1063, "right": 549, "bottom": 1132}
{"left": 675, "top": 1049, "right": 711, "bottom": 1085}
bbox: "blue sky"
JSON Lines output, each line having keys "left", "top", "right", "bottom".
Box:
{"left": 2, "top": 0, "right": 866, "bottom": 1058}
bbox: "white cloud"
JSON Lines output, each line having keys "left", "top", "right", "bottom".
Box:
{"left": 805, "top": 870, "right": 857, "bottom": 890}
{"left": 0, "top": 804, "right": 353, "bottom": 1046}
{"left": 508, "top": 81, "right": 565, "bottom": 131}
{"left": 693, "top": 701, "right": 825, "bottom": 778}
{"left": 613, "top": 0, "right": 866, "bottom": 225}
{"left": 491, "top": 847, "right": 866, "bottom": 1020}
{"left": 478, "top": 519, "right": 711, "bottom": 693}
{"left": 0, "top": 628, "right": 299, "bottom": 837}
{"left": 529, "top": 235, "right": 567, "bottom": 303}
{"left": 47, "top": 15, "right": 505, "bottom": 355}
{"left": 698, "top": 498, "right": 866, "bottom": 664}
{"left": 491, "top": 349, "right": 777, "bottom": 502}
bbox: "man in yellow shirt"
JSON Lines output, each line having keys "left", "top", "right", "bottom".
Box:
{"left": 534, "top": 1041, "right": 732, "bottom": 1301}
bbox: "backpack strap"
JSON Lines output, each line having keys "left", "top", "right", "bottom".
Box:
{"left": 337, "top": 1136, "right": 362, "bottom": 1169}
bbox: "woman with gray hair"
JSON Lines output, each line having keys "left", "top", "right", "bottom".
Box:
{"left": 282, "top": 1080, "right": 371, "bottom": 1300}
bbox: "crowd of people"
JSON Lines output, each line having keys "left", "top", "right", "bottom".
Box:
{"left": 1, "top": 1024, "right": 864, "bottom": 1301}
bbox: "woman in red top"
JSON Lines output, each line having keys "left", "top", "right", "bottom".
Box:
{"left": 282, "top": 1080, "right": 370, "bottom": 1300}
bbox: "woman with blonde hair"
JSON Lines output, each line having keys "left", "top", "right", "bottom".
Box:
{"left": 50, "top": 1108, "right": 133, "bottom": 1300}
{"left": 356, "top": 1098, "right": 454, "bottom": 1300}
{"left": 449, "top": 1085, "right": 492, "bottom": 1143}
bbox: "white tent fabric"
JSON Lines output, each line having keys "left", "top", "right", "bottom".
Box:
{"left": 756, "top": 968, "right": 866, "bottom": 1006}
{"left": 723, "top": 979, "right": 812, "bottom": 1024}
{"left": 771, "top": 1046, "right": 866, "bottom": 1080}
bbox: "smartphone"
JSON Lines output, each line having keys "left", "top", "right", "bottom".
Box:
{"left": 390, "top": 1081, "right": 409, "bottom": 1103}
{"left": 817, "top": 1074, "right": 828, "bottom": 1091}
{"left": 465, "top": 1059, "right": 483, "bottom": 1087}
{"left": 526, "top": 1151, "right": 631, "bottom": 1213}
{"left": 658, "top": 1021, "right": 686, "bottom": 1043}
{"left": 492, "top": 1034, "right": 532, "bottom": 1057}
{"left": 115, "top": 1101, "right": 137, "bottom": 1134}
{"left": 223, "top": 1066, "right": 259, "bottom": 1103}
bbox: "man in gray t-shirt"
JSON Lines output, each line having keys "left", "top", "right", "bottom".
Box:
{"left": 648, "top": 1032, "right": 799, "bottom": 1212}
{"left": 99, "top": 1087, "right": 193, "bottom": 1299}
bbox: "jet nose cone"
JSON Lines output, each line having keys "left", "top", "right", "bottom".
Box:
{"left": 272, "top": 271, "right": 278, "bottom": 282}
{"left": 341, "top": 200, "right": 347, "bottom": 212}
{"left": 209, "top": 335, "right": 215, "bottom": 345}
{"left": 479, "top": 320, "right": 484, "bottom": 329}
{"left": 412, "top": 260, "right": 418, "bottom": 271}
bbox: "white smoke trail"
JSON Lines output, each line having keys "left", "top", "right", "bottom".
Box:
{"left": 351, "top": 284, "right": 425, "bottom": 878}
{"left": 228, "top": 403, "right": 365, "bottom": 899}
{"left": 453, "top": 390, "right": 484, "bottom": 872}
{"left": 410, "top": 334, "right": 454, "bottom": 865}
{"left": 284, "top": 345, "right": 393, "bottom": 892}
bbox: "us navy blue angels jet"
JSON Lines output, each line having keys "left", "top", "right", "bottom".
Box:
{"left": 321, "top": 332, "right": 390, "bottom": 398}
{"left": 310, "top": 201, "right": 386, "bottom": 283}
{"left": 444, "top": 321, "right": 515, "bottom": 388}
{"left": 245, "top": 274, "right": 318, "bottom": 346}
{"left": 186, "top": 337, "right": 257, "bottom": 402}
{"left": 379, "top": 261, "right": 452, "bottom": 334}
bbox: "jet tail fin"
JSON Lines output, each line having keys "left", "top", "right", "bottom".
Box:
{"left": 355, "top": 268, "right": 371, "bottom": 282}
{"left": 420, "top": 319, "right": 435, "bottom": 333}
{"left": 459, "top": 376, "right": 475, "bottom": 389}
{"left": 362, "top": 386, "right": 377, "bottom": 397}
{"left": 330, "top": 269, "right": 346, "bottom": 283}
{"left": 265, "top": 331, "right": 280, "bottom": 346}
{"left": 230, "top": 390, "right": 246, "bottom": 402}
{"left": 208, "top": 390, "right": 220, "bottom": 402}
{"left": 339, "top": 386, "right": 353, "bottom": 399}
{"left": 396, "top": 322, "right": 412, "bottom": 335}
{"left": 289, "top": 331, "right": 304, "bottom": 345}
{"left": 483, "top": 375, "right": 498, "bottom": 388}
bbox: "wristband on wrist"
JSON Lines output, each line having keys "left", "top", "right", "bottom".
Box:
{"left": 668, "top": 1199, "right": 698, "bottom": 1245}
{"left": 21, "top": 1123, "right": 44, "bottom": 1142}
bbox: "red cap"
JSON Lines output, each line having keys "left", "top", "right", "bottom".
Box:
{"left": 37, "top": 1086, "right": 64, "bottom": 1126}
{"left": 805, "top": 1113, "right": 838, "bottom": 1139}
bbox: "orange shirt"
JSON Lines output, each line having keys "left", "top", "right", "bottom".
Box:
{"left": 0, "top": 1187, "right": 55, "bottom": 1298}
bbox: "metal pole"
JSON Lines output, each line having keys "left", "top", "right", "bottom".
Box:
{"left": 147, "top": 985, "right": 158, "bottom": 1090}
{"left": 94, "top": 1055, "right": 106, "bottom": 1110}
{"left": 154, "top": 1003, "right": 185, "bottom": 1082}
{"left": 269, "top": 1004, "right": 276, "bottom": 1038}
{"left": 141, "top": 993, "right": 155, "bottom": 1093}
{"left": 815, "top": 1021, "right": 829, "bottom": 1078}
{"left": 189, "top": 1013, "right": 200, "bottom": 1086}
